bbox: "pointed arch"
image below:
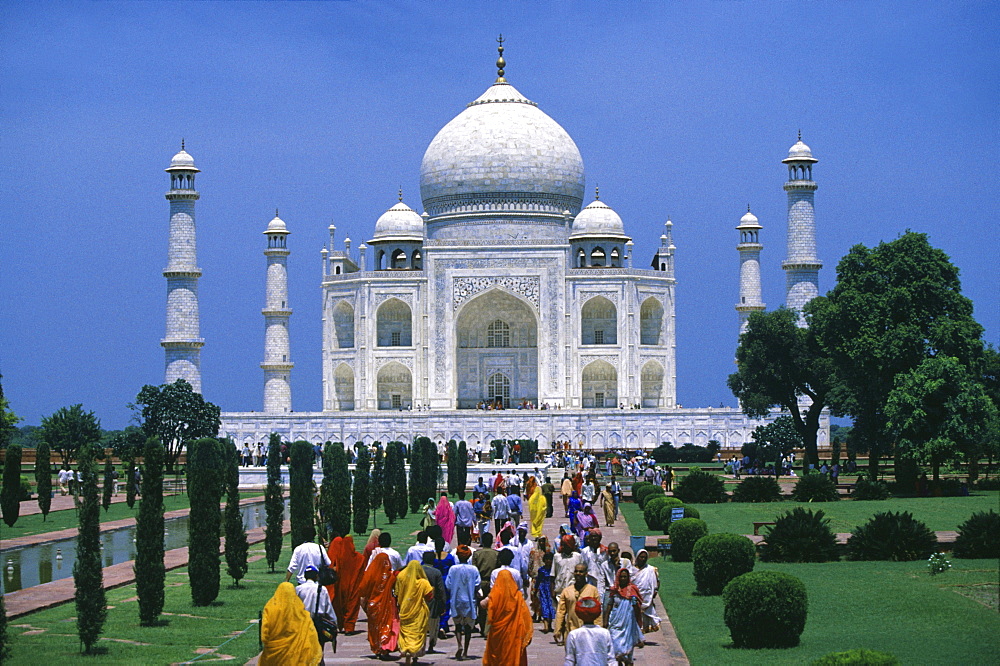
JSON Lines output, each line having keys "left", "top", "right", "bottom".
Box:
{"left": 582, "top": 359, "right": 617, "bottom": 408}
{"left": 332, "top": 300, "right": 355, "bottom": 349}
{"left": 641, "top": 360, "right": 664, "bottom": 408}
{"left": 333, "top": 362, "right": 354, "bottom": 411}
{"left": 376, "top": 361, "right": 412, "bottom": 410}
{"left": 376, "top": 298, "right": 412, "bottom": 346}
{"left": 581, "top": 296, "right": 617, "bottom": 345}
{"left": 640, "top": 297, "right": 664, "bottom": 345}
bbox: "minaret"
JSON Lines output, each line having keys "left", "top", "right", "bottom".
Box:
{"left": 261, "top": 211, "right": 293, "bottom": 412}
{"left": 736, "top": 206, "right": 765, "bottom": 335}
{"left": 162, "top": 142, "right": 204, "bottom": 392}
{"left": 782, "top": 132, "right": 822, "bottom": 322}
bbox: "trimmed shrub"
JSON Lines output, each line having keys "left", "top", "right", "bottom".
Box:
{"left": 223, "top": 442, "right": 249, "bottom": 587}
{"left": 644, "top": 496, "right": 680, "bottom": 531}
{"left": 630, "top": 481, "right": 651, "bottom": 502}
{"left": 1, "top": 443, "right": 22, "bottom": 527}
{"left": 290, "top": 441, "right": 317, "bottom": 547}
{"left": 673, "top": 466, "right": 727, "bottom": 504}
{"left": 846, "top": 511, "right": 936, "bottom": 561}
{"left": 322, "top": 442, "right": 351, "bottom": 539}
{"left": 953, "top": 511, "right": 1000, "bottom": 559}
{"left": 136, "top": 437, "right": 165, "bottom": 625}
{"left": 732, "top": 476, "right": 782, "bottom": 503}
{"left": 668, "top": 517, "right": 709, "bottom": 562}
{"left": 390, "top": 442, "right": 408, "bottom": 518}
{"left": 852, "top": 476, "right": 891, "bottom": 501}
{"left": 264, "top": 433, "right": 284, "bottom": 572}
{"left": 760, "top": 507, "right": 839, "bottom": 563}
{"left": 792, "top": 472, "right": 839, "bottom": 502}
{"left": 188, "top": 438, "right": 223, "bottom": 606}
{"left": 635, "top": 483, "right": 664, "bottom": 508}
{"left": 810, "top": 649, "right": 900, "bottom": 665}
{"left": 101, "top": 456, "right": 114, "bottom": 512}
{"left": 692, "top": 532, "right": 755, "bottom": 594}
{"left": 353, "top": 445, "right": 371, "bottom": 535}
{"left": 369, "top": 445, "right": 384, "bottom": 528}
{"left": 35, "top": 440, "right": 52, "bottom": 521}
{"left": 657, "top": 498, "right": 689, "bottom": 532}
{"left": 0, "top": 584, "right": 9, "bottom": 662}
{"left": 74, "top": 443, "right": 107, "bottom": 652}
{"left": 723, "top": 571, "right": 807, "bottom": 648}
{"left": 974, "top": 477, "right": 1000, "bottom": 491}
{"left": 683, "top": 505, "right": 700, "bottom": 520}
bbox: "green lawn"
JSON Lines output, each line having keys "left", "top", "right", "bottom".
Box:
{"left": 0, "top": 493, "right": 264, "bottom": 540}
{"left": 621, "top": 491, "right": 1000, "bottom": 536}
{"left": 657, "top": 557, "right": 1000, "bottom": 665}
{"left": 3, "top": 506, "right": 427, "bottom": 664}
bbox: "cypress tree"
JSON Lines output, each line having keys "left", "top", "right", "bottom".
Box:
{"left": 224, "top": 443, "right": 249, "bottom": 586}
{"left": 446, "top": 440, "right": 458, "bottom": 496}
{"left": 395, "top": 441, "right": 409, "bottom": 518}
{"left": 1, "top": 443, "right": 22, "bottom": 527}
{"left": 101, "top": 456, "right": 114, "bottom": 512}
{"left": 353, "top": 445, "right": 371, "bottom": 535}
{"left": 322, "top": 442, "right": 351, "bottom": 538}
{"left": 35, "top": 440, "right": 52, "bottom": 521}
{"left": 0, "top": 585, "right": 10, "bottom": 663}
{"left": 383, "top": 443, "right": 398, "bottom": 524}
{"left": 264, "top": 433, "right": 284, "bottom": 572}
{"left": 74, "top": 443, "right": 106, "bottom": 652}
{"left": 369, "top": 444, "right": 384, "bottom": 528}
{"left": 289, "top": 441, "right": 315, "bottom": 548}
{"left": 125, "top": 458, "right": 137, "bottom": 509}
{"left": 409, "top": 437, "right": 424, "bottom": 513}
{"left": 188, "top": 437, "right": 222, "bottom": 606}
{"left": 458, "top": 440, "right": 468, "bottom": 495}
{"left": 136, "top": 437, "right": 165, "bottom": 625}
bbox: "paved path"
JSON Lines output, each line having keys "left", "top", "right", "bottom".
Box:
{"left": 248, "top": 500, "right": 689, "bottom": 665}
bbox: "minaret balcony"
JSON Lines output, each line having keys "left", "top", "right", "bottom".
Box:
{"left": 161, "top": 338, "right": 205, "bottom": 348}
{"left": 781, "top": 260, "right": 823, "bottom": 270}
{"left": 260, "top": 362, "right": 294, "bottom": 370}
{"left": 163, "top": 268, "right": 203, "bottom": 278}
{"left": 261, "top": 308, "right": 293, "bottom": 317}
{"left": 783, "top": 180, "right": 817, "bottom": 191}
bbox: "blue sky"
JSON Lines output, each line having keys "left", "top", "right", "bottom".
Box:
{"left": 2, "top": 1, "right": 997, "bottom": 429}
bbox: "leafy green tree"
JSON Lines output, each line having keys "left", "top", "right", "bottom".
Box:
{"left": 188, "top": 438, "right": 223, "bottom": 605}
{"left": 743, "top": 416, "right": 801, "bottom": 466}
{"left": 136, "top": 437, "right": 165, "bottom": 625}
{"left": 369, "top": 444, "right": 384, "bottom": 528}
{"left": 264, "top": 433, "right": 284, "bottom": 572}
{"left": 34, "top": 440, "right": 52, "bottom": 520}
{"left": 289, "top": 441, "right": 316, "bottom": 548}
{"left": 1, "top": 444, "right": 22, "bottom": 527}
{"left": 108, "top": 426, "right": 144, "bottom": 509}
{"left": 322, "top": 442, "right": 351, "bottom": 539}
{"left": 729, "top": 308, "right": 834, "bottom": 468}
{"left": 886, "top": 356, "right": 997, "bottom": 481}
{"left": 39, "top": 404, "right": 101, "bottom": 465}
{"left": 132, "top": 379, "right": 221, "bottom": 472}
{"left": 811, "top": 232, "right": 985, "bottom": 478}
{"left": 74, "top": 443, "right": 106, "bottom": 652}
{"left": 0, "top": 374, "right": 20, "bottom": 451}
{"left": 353, "top": 445, "right": 371, "bottom": 535}
{"left": 224, "top": 442, "right": 249, "bottom": 586}
{"left": 101, "top": 456, "right": 114, "bottom": 512}
{"left": 383, "top": 443, "right": 399, "bottom": 524}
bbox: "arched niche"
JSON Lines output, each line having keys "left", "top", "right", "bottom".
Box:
{"left": 590, "top": 247, "right": 606, "bottom": 267}
{"left": 376, "top": 361, "right": 412, "bottom": 410}
{"left": 640, "top": 297, "right": 664, "bottom": 345}
{"left": 391, "top": 248, "right": 407, "bottom": 269}
{"left": 376, "top": 298, "right": 412, "bottom": 347}
{"left": 582, "top": 360, "right": 617, "bottom": 408}
{"left": 333, "top": 363, "right": 354, "bottom": 411}
{"left": 332, "top": 300, "right": 355, "bottom": 349}
{"left": 640, "top": 360, "right": 664, "bottom": 408}
{"left": 581, "top": 296, "right": 617, "bottom": 345}
{"left": 455, "top": 289, "right": 538, "bottom": 409}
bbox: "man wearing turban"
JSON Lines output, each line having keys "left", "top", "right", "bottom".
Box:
{"left": 564, "top": 596, "right": 615, "bottom": 665}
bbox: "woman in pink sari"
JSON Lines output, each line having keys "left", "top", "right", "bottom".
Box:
{"left": 435, "top": 494, "right": 456, "bottom": 544}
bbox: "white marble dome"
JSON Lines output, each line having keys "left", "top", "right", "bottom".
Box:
{"left": 264, "top": 212, "right": 289, "bottom": 234}
{"left": 419, "top": 82, "right": 586, "bottom": 219}
{"left": 784, "top": 139, "right": 817, "bottom": 162}
{"left": 373, "top": 201, "right": 423, "bottom": 240}
{"left": 167, "top": 148, "right": 197, "bottom": 170}
{"left": 570, "top": 198, "right": 628, "bottom": 238}
{"left": 738, "top": 209, "right": 760, "bottom": 228}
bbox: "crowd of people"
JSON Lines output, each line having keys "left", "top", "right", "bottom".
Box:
{"left": 258, "top": 465, "right": 660, "bottom": 665}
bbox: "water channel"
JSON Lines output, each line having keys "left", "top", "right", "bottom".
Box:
{"left": 1, "top": 502, "right": 288, "bottom": 594}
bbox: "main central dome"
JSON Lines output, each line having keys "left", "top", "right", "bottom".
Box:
{"left": 419, "top": 80, "right": 586, "bottom": 229}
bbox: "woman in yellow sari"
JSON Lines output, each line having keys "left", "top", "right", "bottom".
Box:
{"left": 481, "top": 569, "right": 533, "bottom": 665}
{"left": 259, "top": 582, "right": 323, "bottom": 666}
{"left": 600, "top": 485, "right": 616, "bottom": 527}
{"left": 393, "top": 560, "right": 435, "bottom": 665}
{"left": 528, "top": 485, "right": 547, "bottom": 539}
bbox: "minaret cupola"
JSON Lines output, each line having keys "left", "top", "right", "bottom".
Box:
{"left": 782, "top": 132, "right": 822, "bottom": 320}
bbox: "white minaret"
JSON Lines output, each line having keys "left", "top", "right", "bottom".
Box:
{"left": 261, "top": 211, "right": 293, "bottom": 412}
{"left": 162, "top": 142, "right": 204, "bottom": 392}
{"left": 782, "top": 132, "right": 822, "bottom": 322}
{"left": 736, "top": 206, "right": 765, "bottom": 335}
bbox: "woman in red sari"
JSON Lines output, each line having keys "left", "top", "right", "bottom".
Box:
{"left": 434, "top": 494, "right": 456, "bottom": 544}
{"left": 327, "top": 535, "right": 365, "bottom": 632}
{"left": 357, "top": 552, "right": 399, "bottom": 656}
{"left": 481, "top": 569, "right": 533, "bottom": 665}
{"left": 572, "top": 472, "right": 584, "bottom": 498}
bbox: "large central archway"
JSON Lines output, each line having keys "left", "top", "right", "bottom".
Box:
{"left": 456, "top": 289, "right": 538, "bottom": 408}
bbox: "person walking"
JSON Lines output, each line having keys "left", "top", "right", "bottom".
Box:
{"left": 395, "top": 560, "right": 435, "bottom": 666}
{"left": 561, "top": 474, "right": 573, "bottom": 517}
{"left": 259, "top": 582, "right": 323, "bottom": 666}
{"left": 444, "top": 544, "right": 481, "bottom": 660}
{"left": 554, "top": 563, "right": 602, "bottom": 646}
{"left": 606, "top": 568, "right": 644, "bottom": 664}
{"left": 564, "top": 597, "right": 616, "bottom": 665}
{"left": 480, "top": 569, "right": 533, "bottom": 665}
{"left": 420, "top": 551, "right": 446, "bottom": 655}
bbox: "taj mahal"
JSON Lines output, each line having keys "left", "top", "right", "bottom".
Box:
{"left": 159, "top": 44, "right": 828, "bottom": 451}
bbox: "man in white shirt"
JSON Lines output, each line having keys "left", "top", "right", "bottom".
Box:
{"left": 285, "top": 539, "right": 331, "bottom": 585}
{"left": 367, "top": 531, "right": 404, "bottom": 571}
{"left": 404, "top": 530, "right": 435, "bottom": 565}
{"left": 490, "top": 548, "right": 523, "bottom": 591}
{"left": 296, "top": 566, "right": 337, "bottom": 653}
{"left": 563, "top": 597, "right": 615, "bottom": 665}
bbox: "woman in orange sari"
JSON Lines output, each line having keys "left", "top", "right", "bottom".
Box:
{"left": 572, "top": 471, "right": 584, "bottom": 498}
{"left": 357, "top": 552, "right": 399, "bottom": 657}
{"left": 481, "top": 569, "right": 533, "bottom": 665}
{"left": 327, "top": 535, "right": 365, "bottom": 632}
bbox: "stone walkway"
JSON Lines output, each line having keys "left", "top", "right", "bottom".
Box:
{"left": 249, "top": 500, "right": 689, "bottom": 665}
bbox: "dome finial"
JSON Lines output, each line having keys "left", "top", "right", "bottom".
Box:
{"left": 595, "top": 184, "right": 599, "bottom": 201}
{"left": 797, "top": 128, "right": 802, "bottom": 141}
{"left": 275, "top": 208, "right": 279, "bottom": 217}
{"left": 495, "top": 34, "right": 506, "bottom": 82}
{"left": 181, "top": 138, "right": 185, "bottom": 151}
{"left": 747, "top": 203, "right": 751, "bottom": 213}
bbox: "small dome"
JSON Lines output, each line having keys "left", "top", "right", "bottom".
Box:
{"left": 166, "top": 148, "right": 199, "bottom": 172}
{"left": 264, "top": 212, "right": 289, "bottom": 234}
{"left": 783, "top": 139, "right": 817, "bottom": 163}
{"left": 737, "top": 209, "right": 760, "bottom": 228}
{"left": 570, "top": 199, "right": 628, "bottom": 239}
{"left": 373, "top": 201, "right": 423, "bottom": 241}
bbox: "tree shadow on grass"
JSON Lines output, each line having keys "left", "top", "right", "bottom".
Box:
{"left": 140, "top": 618, "right": 171, "bottom": 628}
